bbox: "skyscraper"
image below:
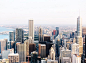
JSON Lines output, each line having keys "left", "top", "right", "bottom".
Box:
{"left": 77, "top": 16, "right": 82, "bottom": 36}
{"left": 31, "top": 51, "right": 38, "bottom": 63}
{"left": 17, "top": 43, "right": 26, "bottom": 62}
{"left": 39, "top": 27, "right": 43, "bottom": 41}
{"left": 0, "top": 39, "right": 7, "bottom": 53}
{"left": 56, "top": 27, "right": 59, "bottom": 36}
{"left": 41, "top": 44, "right": 46, "bottom": 58}
{"left": 48, "top": 46, "right": 55, "bottom": 60}
{"left": 84, "top": 35, "right": 86, "bottom": 62}
{"left": 29, "top": 20, "right": 34, "bottom": 40}
{"left": 76, "top": 16, "right": 83, "bottom": 56}
{"left": 9, "top": 31, "right": 15, "bottom": 42}
{"left": 16, "top": 28, "right": 24, "bottom": 43}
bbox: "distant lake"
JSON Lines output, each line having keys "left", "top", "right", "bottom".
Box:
{"left": 0, "top": 27, "right": 14, "bottom": 41}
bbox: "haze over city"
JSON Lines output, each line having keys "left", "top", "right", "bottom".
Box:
{"left": 0, "top": 0, "right": 86, "bottom": 25}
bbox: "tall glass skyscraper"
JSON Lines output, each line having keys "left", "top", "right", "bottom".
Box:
{"left": 76, "top": 16, "right": 83, "bottom": 57}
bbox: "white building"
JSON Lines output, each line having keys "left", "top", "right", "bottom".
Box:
{"left": 29, "top": 19, "right": 34, "bottom": 40}
{"left": 72, "top": 54, "right": 81, "bottom": 63}
{"left": 71, "top": 43, "right": 79, "bottom": 55}
{"left": 48, "top": 46, "right": 55, "bottom": 60}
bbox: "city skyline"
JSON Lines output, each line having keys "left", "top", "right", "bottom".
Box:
{"left": 0, "top": 0, "right": 86, "bottom": 25}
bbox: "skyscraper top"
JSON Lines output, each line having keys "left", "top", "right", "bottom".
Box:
{"left": 77, "top": 16, "right": 82, "bottom": 36}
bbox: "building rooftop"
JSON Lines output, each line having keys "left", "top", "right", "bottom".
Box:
{"left": 41, "top": 44, "right": 46, "bottom": 46}
{"left": 8, "top": 53, "right": 19, "bottom": 56}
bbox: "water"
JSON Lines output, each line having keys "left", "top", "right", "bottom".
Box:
{"left": 0, "top": 27, "right": 14, "bottom": 41}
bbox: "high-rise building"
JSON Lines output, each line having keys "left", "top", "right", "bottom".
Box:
{"left": 71, "top": 43, "right": 79, "bottom": 55}
{"left": 82, "top": 27, "right": 86, "bottom": 37}
{"left": 24, "top": 40, "right": 29, "bottom": 56}
{"left": 55, "top": 35, "right": 61, "bottom": 57}
{"left": 9, "top": 31, "right": 15, "bottom": 42}
{"left": 29, "top": 20, "right": 34, "bottom": 40}
{"left": 48, "top": 46, "right": 55, "bottom": 60}
{"left": 84, "top": 35, "right": 86, "bottom": 62}
{"left": 29, "top": 43, "right": 36, "bottom": 55}
{"left": 59, "top": 48, "right": 71, "bottom": 63}
{"left": 72, "top": 54, "right": 81, "bottom": 63}
{"left": 38, "top": 44, "right": 41, "bottom": 56}
{"left": 39, "top": 27, "right": 43, "bottom": 41}
{"left": 16, "top": 28, "right": 24, "bottom": 43}
{"left": 31, "top": 51, "right": 38, "bottom": 63}
{"left": 77, "top": 16, "right": 82, "bottom": 36}
{"left": 43, "top": 34, "right": 50, "bottom": 42}
{"left": 41, "top": 44, "right": 46, "bottom": 58}
{"left": 28, "top": 36, "right": 34, "bottom": 43}
{"left": 0, "top": 39, "right": 7, "bottom": 53}
{"left": 8, "top": 53, "right": 19, "bottom": 63}
{"left": 56, "top": 27, "right": 59, "bottom": 36}
{"left": 17, "top": 43, "right": 26, "bottom": 62}
{"left": 76, "top": 16, "right": 83, "bottom": 57}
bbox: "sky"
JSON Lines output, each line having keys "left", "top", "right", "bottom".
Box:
{"left": 0, "top": 0, "right": 86, "bottom": 25}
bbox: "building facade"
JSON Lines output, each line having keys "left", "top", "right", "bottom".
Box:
{"left": 29, "top": 20, "right": 34, "bottom": 40}
{"left": 16, "top": 28, "right": 24, "bottom": 43}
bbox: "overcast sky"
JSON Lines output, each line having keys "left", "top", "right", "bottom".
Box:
{"left": 0, "top": 0, "right": 86, "bottom": 25}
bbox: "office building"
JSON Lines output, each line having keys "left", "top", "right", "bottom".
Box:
{"left": 9, "top": 31, "right": 15, "bottom": 42}
{"left": 84, "top": 35, "right": 86, "bottom": 62}
{"left": 10, "top": 41, "right": 15, "bottom": 49}
{"left": 71, "top": 43, "right": 79, "bottom": 55}
{"left": 29, "top": 43, "right": 36, "bottom": 54}
{"left": 17, "top": 43, "right": 26, "bottom": 62}
{"left": 48, "top": 46, "right": 55, "bottom": 60}
{"left": 43, "top": 34, "right": 50, "bottom": 42}
{"left": 55, "top": 35, "right": 61, "bottom": 57}
{"left": 41, "top": 44, "right": 46, "bottom": 58}
{"left": 8, "top": 53, "right": 19, "bottom": 63}
{"left": 16, "top": 42, "right": 21, "bottom": 53}
{"left": 62, "top": 57, "right": 71, "bottom": 63}
{"left": 2, "top": 50, "right": 10, "bottom": 59}
{"left": 28, "top": 36, "right": 34, "bottom": 43}
{"left": 16, "top": 28, "right": 24, "bottom": 43}
{"left": 34, "top": 34, "right": 39, "bottom": 41}
{"left": 31, "top": 51, "right": 38, "bottom": 63}
{"left": 72, "top": 54, "right": 81, "bottom": 63}
{"left": 38, "top": 44, "right": 41, "bottom": 56}
{"left": 59, "top": 48, "right": 71, "bottom": 63}
{"left": 53, "top": 30, "right": 56, "bottom": 35}
{"left": 56, "top": 27, "right": 59, "bottom": 36}
{"left": 70, "top": 32, "right": 74, "bottom": 38}
{"left": 82, "top": 27, "right": 86, "bottom": 37}
{"left": 39, "top": 27, "right": 43, "bottom": 41}
{"left": 0, "top": 39, "right": 7, "bottom": 53}
{"left": 76, "top": 16, "right": 83, "bottom": 56}
{"left": 29, "top": 20, "right": 34, "bottom": 40}
{"left": 24, "top": 39, "right": 29, "bottom": 56}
